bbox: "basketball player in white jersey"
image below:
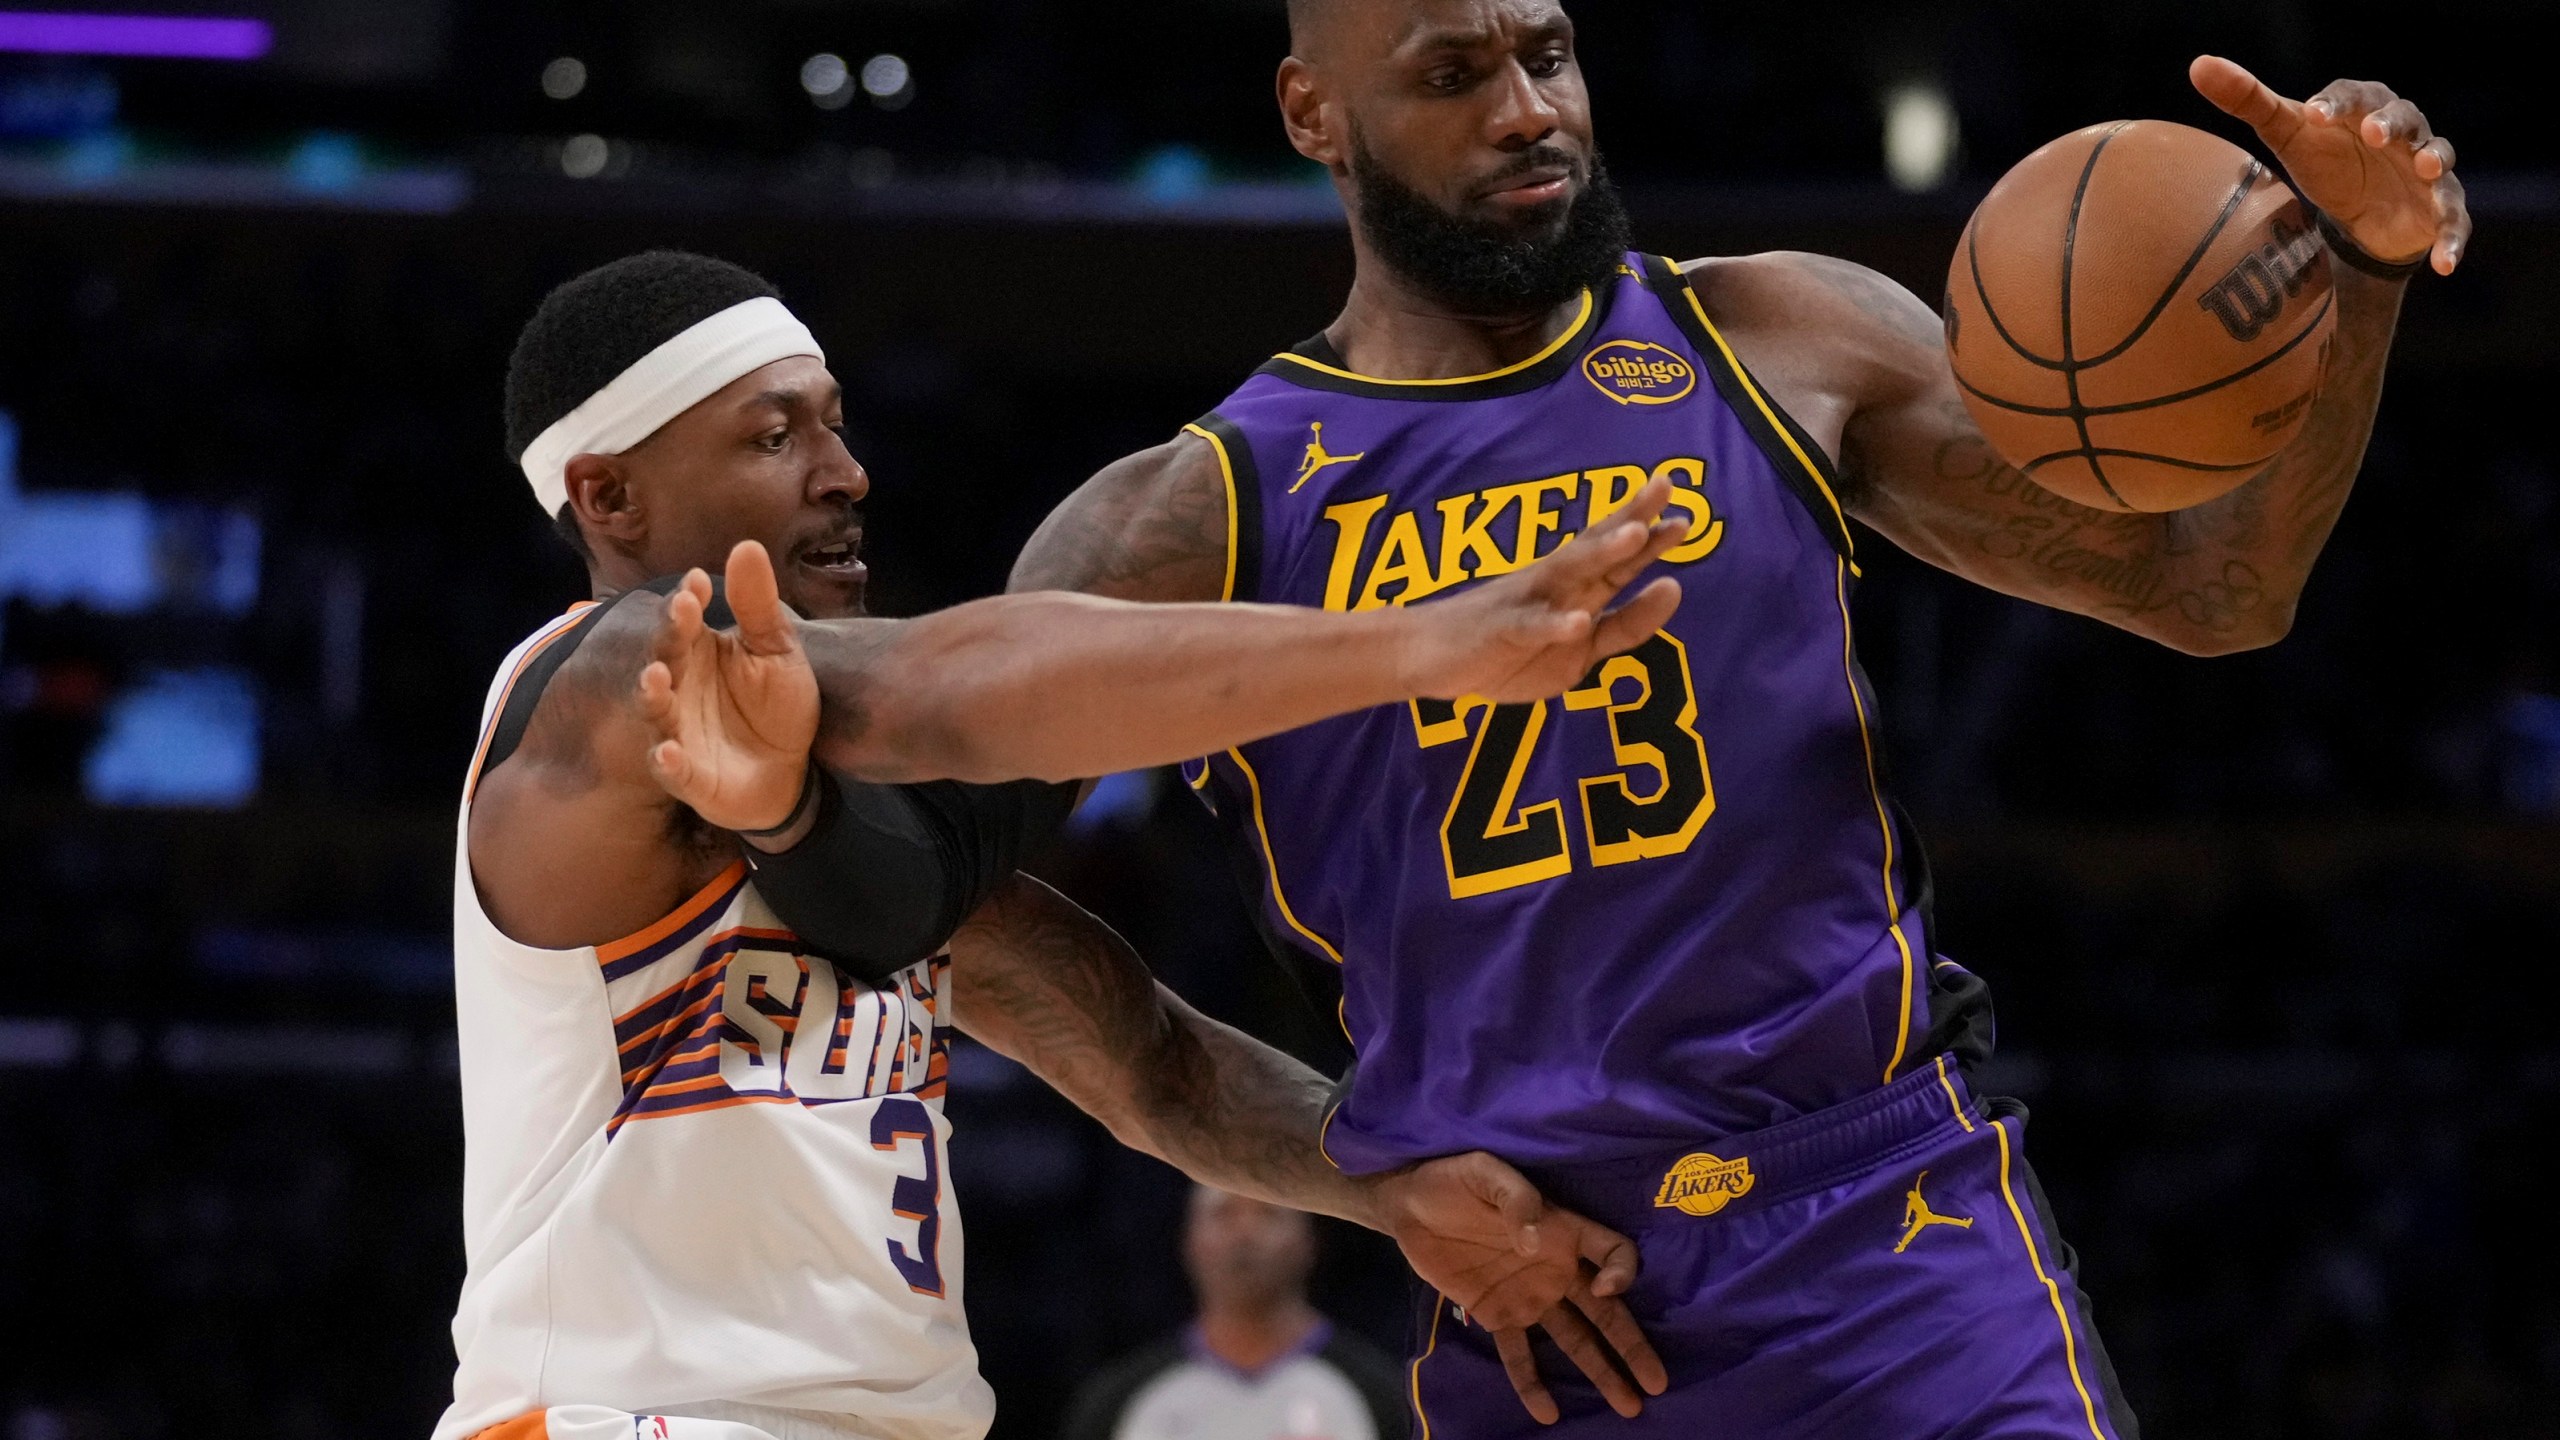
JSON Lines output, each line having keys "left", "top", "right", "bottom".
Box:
{"left": 438, "top": 253, "right": 1683, "bottom": 1440}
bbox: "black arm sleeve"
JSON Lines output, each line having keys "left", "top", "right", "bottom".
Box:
{"left": 746, "top": 768, "right": 1078, "bottom": 987}
{"left": 607, "top": 572, "right": 1073, "bottom": 983}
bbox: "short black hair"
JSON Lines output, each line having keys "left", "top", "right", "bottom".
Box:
{"left": 503, "top": 249, "right": 781, "bottom": 464}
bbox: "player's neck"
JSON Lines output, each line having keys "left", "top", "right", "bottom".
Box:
{"left": 1324, "top": 257, "right": 1585, "bottom": 382}
{"left": 1194, "top": 1299, "right": 1323, "bottom": 1375}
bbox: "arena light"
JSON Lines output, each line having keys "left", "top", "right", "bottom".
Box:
{"left": 862, "top": 53, "right": 913, "bottom": 110}
{"left": 0, "top": 10, "right": 272, "bottom": 60}
{"left": 1883, "top": 81, "right": 1958, "bottom": 192}
{"left": 801, "top": 52, "right": 852, "bottom": 111}
{"left": 541, "top": 56, "right": 587, "bottom": 101}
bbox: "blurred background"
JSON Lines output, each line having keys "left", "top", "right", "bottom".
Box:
{"left": 1, "top": 1, "right": 2554, "bottom": 1436}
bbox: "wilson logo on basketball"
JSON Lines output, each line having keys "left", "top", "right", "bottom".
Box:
{"left": 1653, "top": 1152, "right": 1755, "bottom": 1217}
{"left": 1583, "top": 340, "right": 1697, "bottom": 406}
{"left": 2196, "top": 215, "right": 2328, "bottom": 343}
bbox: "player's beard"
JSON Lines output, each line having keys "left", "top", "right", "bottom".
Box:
{"left": 1348, "top": 133, "right": 1632, "bottom": 316}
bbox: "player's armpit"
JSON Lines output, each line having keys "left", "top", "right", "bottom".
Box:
{"left": 1008, "top": 430, "right": 1233, "bottom": 602}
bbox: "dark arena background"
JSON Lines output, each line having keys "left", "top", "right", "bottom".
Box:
{"left": 1, "top": 2, "right": 2553, "bottom": 1437}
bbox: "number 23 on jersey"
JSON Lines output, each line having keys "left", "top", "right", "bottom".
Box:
{"left": 1413, "top": 631, "right": 1713, "bottom": 899}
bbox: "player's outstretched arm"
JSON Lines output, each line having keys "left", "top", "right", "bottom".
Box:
{"left": 648, "top": 476, "right": 1685, "bottom": 794}
{"left": 949, "top": 875, "right": 1669, "bottom": 1418}
{"left": 1703, "top": 63, "right": 2465, "bottom": 657}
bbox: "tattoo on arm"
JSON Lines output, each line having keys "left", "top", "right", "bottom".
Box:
{"left": 1009, "top": 436, "right": 1233, "bottom": 602}
{"left": 1832, "top": 248, "right": 2407, "bottom": 652}
{"left": 951, "top": 876, "right": 1363, "bottom": 1220}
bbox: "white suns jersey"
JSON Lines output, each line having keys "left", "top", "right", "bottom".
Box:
{"left": 434, "top": 609, "right": 992, "bottom": 1440}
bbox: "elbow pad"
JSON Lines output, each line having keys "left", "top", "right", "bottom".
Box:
{"left": 746, "top": 770, "right": 1077, "bottom": 987}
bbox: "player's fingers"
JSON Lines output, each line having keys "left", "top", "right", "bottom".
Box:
{"left": 1460, "top": 1153, "right": 1552, "bottom": 1254}
{"left": 1589, "top": 578, "right": 1682, "bottom": 658}
{"left": 2414, "top": 134, "right": 2456, "bottom": 182}
{"left": 2188, "top": 56, "right": 2297, "bottom": 143}
{"left": 656, "top": 574, "right": 709, "bottom": 664}
{"left": 1568, "top": 1216, "right": 1643, "bottom": 1298}
{"left": 725, "top": 541, "right": 798, "bottom": 656}
{"left": 1600, "top": 512, "right": 1692, "bottom": 594}
{"left": 2362, "top": 98, "right": 2430, "bottom": 152}
{"left": 638, "top": 660, "right": 678, "bottom": 732}
{"left": 647, "top": 738, "right": 695, "bottom": 796}
{"left": 1552, "top": 479, "right": 1671, "bottom": 582}
{"left": 1539, "top": 1304, "right": 1645, "bottom": 1419}
{"left": 1494, "top": 1330, "right": 1560, "bottom": 1427}
{"left": 1569, "top": 1287, "right": 1669, "bottom": 1398}
{"left": 2433, "top": 172, "right": 2472, "bottom": 274}
{"left": 2306, "top": 77, "right": 2393, "bottom": 129}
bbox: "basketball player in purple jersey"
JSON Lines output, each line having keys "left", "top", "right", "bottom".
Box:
{"left": 995, "top": 4, "right": 2471, "bottom": 1435}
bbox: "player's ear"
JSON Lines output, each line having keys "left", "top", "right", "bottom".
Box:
{"left": 1277, "top": 58, "right": 1343, "bottom": 169}
{"left": 565, "top": 452, "right": 645, "bottom": 547}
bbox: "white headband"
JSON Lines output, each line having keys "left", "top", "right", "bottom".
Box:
{"left": 519, "top": 295, "right": 825, "bottom": 515}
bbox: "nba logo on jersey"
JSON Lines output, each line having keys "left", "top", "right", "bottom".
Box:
{"left": 1653, "top": 1152, "right": 1755, "bottom": 1217}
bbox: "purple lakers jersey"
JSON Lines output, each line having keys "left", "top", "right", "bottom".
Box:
{"left": 1182, "top": 254, "right": 1989, "bottom": 1173}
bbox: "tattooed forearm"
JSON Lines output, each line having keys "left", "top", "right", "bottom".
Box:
{"left": 1924, "top": 407, "right": 2273, "bottom": 633}
{"left": 1010, "top": 435, "right": 1233, "bottom": 602}
{"left": 949, "top": 876, "right": 1372, "bottom": 1224}
{"left": 1869, "top": 263, "right": 2406, "bottom": 653}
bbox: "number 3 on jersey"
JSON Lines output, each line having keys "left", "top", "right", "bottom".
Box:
{"left": 1412, "top": 632, "right": 1713, "bottom": 899}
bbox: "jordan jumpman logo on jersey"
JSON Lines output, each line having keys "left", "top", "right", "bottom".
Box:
{"left": 1895, "top": 1171, "right": 1974, "bottom": 1253}
{"left": 1289, "top": 422, "right": 1365, "bottom": 493}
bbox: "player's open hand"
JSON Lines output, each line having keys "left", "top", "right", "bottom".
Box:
{"left": 636, "top": 541, "right": 822, "bottom": 832}
{"left": 1402, "top": 476, "right": 1688, "bottom": 704}
{"left": 2191, "top": 57, "right": 2469, "bottom": 275}
{"left": 1370, "top": 1151, "right": 1668, "bottom": 1422}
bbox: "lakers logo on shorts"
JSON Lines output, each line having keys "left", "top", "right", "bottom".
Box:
{"left": 1654, "top": 1151, "right": 1754, "bottom": 1216}
{"left": 1583, "top": 340, "right": 1697, "bottom": 407}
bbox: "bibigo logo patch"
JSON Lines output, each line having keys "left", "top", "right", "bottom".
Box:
{"left": 1583, "top": 340, "right": 1697, "bottom": 406}
{"left": 1653, "top": 1151, "right": 1754, "bottom": 1217}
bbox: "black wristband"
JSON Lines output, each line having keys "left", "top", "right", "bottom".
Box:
{"left": 738, "top": 761, "right": 821, "bottom": 842}
{"left": 2317, "top": 211, "right": 2427, "bottom": 282}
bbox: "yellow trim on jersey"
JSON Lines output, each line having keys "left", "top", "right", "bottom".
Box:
{"left": 1934, "top": 1055, "right": 1976, "bottom": 1133}
{"left": 1670, "top": 268, "right": 1861, "bottom": 577}
{"left": 1268, "top": 289, "right": 1596, "bottom": 387}
{"left": 1993, "top": 1117, "right": 2111, "bottom": 1440}
{"left": 1317, "top": 1096, "right": 1345, "bottom": 1171}
{"left": 1832, "top": 557, "right": 1919, "bottom": 1082}
{"left": 1225, "top": 745, "right": 1347, "bottom": 965}
{"left": 1410, "top": 1295, "right": 1447, "bottom": 1440}
{"left": 1181, "top": 422, "right": 1242, "bottom": 603}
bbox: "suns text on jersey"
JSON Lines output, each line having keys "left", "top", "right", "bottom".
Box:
{"left": 1316, "top": 457, "right": 1723, "bottom": 613}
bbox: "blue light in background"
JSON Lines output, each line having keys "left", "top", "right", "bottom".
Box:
{"left": 0, "top": 490, "right": 157, "bottom": 610}
{"left": 82, "top": 667, "right": 262, "bottom": 808}
{"left": 56, "top": 126, "right": 130, "bottom": 185}
{"left": 1133, "top": 144, "right": 1212, "bottom": 208}
{"left": 0, "top": 64, "right": 115, "bottom": 140}
{"left": 285, "top": 132, "right": 363, "bottom": 194}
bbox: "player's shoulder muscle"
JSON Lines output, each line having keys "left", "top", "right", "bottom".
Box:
{"left": 1679, "top": 251, "right": 1955, "bottom": 506}
{"left": 1681, "top": 251, "right": 1944, "bottom": 359}
{"left": 467, "top": 592, "right": 704, "bottom": 949}
{"left": 1010, "top": 429, "right": 1231, "bottom": 603}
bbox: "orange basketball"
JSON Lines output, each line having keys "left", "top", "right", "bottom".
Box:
{"left": 1944, "top": 119, "right": 2336, "bottom": 513}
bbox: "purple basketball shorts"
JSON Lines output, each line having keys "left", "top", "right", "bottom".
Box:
{"left": 1408, "top": 1060, "right": 2140, "bottom": 1439}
